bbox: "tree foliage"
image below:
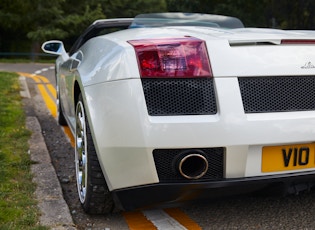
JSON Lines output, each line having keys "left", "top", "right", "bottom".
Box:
{"left": 166, "top": 0, "right": 315, "bottom": 29}
{"left": 1, "top": 0, "right": 315, "bottom": 55}
{"left": 0, "top": 0, "right": 167, "bottom": 54}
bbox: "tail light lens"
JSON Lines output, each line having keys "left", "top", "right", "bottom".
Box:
{"left": 281, "top": 39, "right": 315, "bottom": 44}
{"left": 128, "top": 37, "right": 212, "bottom": 78}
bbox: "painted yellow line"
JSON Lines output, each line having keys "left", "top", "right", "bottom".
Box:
{"left": 19, "top": 72, "right": 57, "bottom": 99}
{"left": 37, "top": 82, "right": 57, "bottom": 118}
{"left": 35, "top": 75, "right": 50, "bottom": 83}
{"left": 165, "top": 208, "right": 202, "bottom": 230}
{"left": 63, "top": 126, "right": 75, "bottom": 148}
{"left": 36, "top": 75, "right": 57, "bottom": 98}
{"left": 123, "top": 211, "right": 157, "bottom": 230}
{"left": 18, "top": 72, "right": 57, "bottom": 118}
{"left": 18, "top": 71, "right": 74, "bottom": 147}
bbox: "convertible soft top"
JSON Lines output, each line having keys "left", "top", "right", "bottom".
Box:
{"left": 131, "top": 12, "right": 245, "bottom": 29}
{"left": 69, "top": 13, "right": 244, "bottom": 55}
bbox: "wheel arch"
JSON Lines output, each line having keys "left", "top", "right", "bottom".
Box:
{"left": 74, "top": 80, "right": 81, "bottom": 108}
{"left": 73, "top": 80, "right": 105, "bottom": 178}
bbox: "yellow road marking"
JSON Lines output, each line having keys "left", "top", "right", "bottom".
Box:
{"left": 18, "top": 72, "right": 57, "bottom": 118}
{"left": 35, "top": 75, "right": 57, "bottom": 98}
{"left": 123, "top": 211, "right": 157, "bottom": 230}
{"left": 165, "top": 208, "right": 202, "bottom": 230}
{"left": 62, "top": 126, "right": 75, "bottom": 147}
{"left": 18, "top": 72, "right": 74, "bottom": 147}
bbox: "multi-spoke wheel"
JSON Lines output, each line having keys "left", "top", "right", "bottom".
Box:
{"left": 75, "top": 93, "right": 114, "bottom": 214}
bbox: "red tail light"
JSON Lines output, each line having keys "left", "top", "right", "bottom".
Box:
{"left": 128, "top": 37, "right": 212, "bottom": 78}
{"left": 281, "top": 39, "right": 315, "bottom": 44}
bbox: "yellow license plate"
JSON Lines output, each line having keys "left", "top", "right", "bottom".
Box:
{"left": 262, "top": 143, "right": 315, "bottom": 172}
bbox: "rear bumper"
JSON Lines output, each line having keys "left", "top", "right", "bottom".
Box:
{"left": 85, "top": 80, "right": 315, "bottom": 191}
{"left": 113, "top": 171, "right": 315, "bottom": 211}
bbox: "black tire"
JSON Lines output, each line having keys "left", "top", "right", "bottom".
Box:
{"left": 75, "top": 93, "right": 114, "bottom": 214}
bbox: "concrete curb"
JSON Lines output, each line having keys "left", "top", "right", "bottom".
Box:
{"left": 20, "top": 77, "right": 76, "bottom": 229}
{"left": 27, "top": 117, "right": 76, "bottom": 230}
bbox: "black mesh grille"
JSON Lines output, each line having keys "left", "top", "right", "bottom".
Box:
{"left": 153, "top": 148, "right": 224, "bottom": 182}
{"left": 141, "top": 78, "right": 217, "bottom": 116}
{"left": 239, "top": 76, "right": 315, "bottom": 113}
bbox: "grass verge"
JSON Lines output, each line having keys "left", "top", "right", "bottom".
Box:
{"left": 0, "top": 72, "right": 46, "bottom": 230}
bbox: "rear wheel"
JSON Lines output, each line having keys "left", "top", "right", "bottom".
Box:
{"left": 75, "top": 93, "right": 114, "bottom": 214}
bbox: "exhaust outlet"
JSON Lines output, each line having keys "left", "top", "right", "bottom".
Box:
{"left": 177, "top": 152, "right": 209, "bottom": 180}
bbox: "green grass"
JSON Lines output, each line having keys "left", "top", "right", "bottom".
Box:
{"left": 0, "top": 72, "right": 46, "bottom": 230}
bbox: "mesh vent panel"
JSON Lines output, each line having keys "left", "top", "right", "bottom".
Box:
{"left": 142, "top": 78, "right": 217, "bottom": 116}
{"left": 239, "top": 76, "right": 315, "bottom": 113}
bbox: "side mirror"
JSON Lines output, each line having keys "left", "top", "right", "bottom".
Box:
{"left": 41, "top": 40, "right": 69, "bottom": 60}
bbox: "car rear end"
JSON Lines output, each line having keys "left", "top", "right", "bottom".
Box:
{"left": 82, "top": 28, "right": 315, "bottom": 210}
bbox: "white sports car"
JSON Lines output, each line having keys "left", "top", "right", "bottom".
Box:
{"left": 42, "top": 13, "right": 315, "bottom": 214}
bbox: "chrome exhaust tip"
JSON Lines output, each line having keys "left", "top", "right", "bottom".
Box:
{"left": 177, "top": 152, "right": 209, "bottom": 180}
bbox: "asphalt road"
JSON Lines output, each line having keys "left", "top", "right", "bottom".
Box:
{"left": 2, "top": 63, "right": 315, "bottom": 229}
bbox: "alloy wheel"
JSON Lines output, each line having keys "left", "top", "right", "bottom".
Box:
{"left": 75, "top": 100, "right": 87, "bottom": 203}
